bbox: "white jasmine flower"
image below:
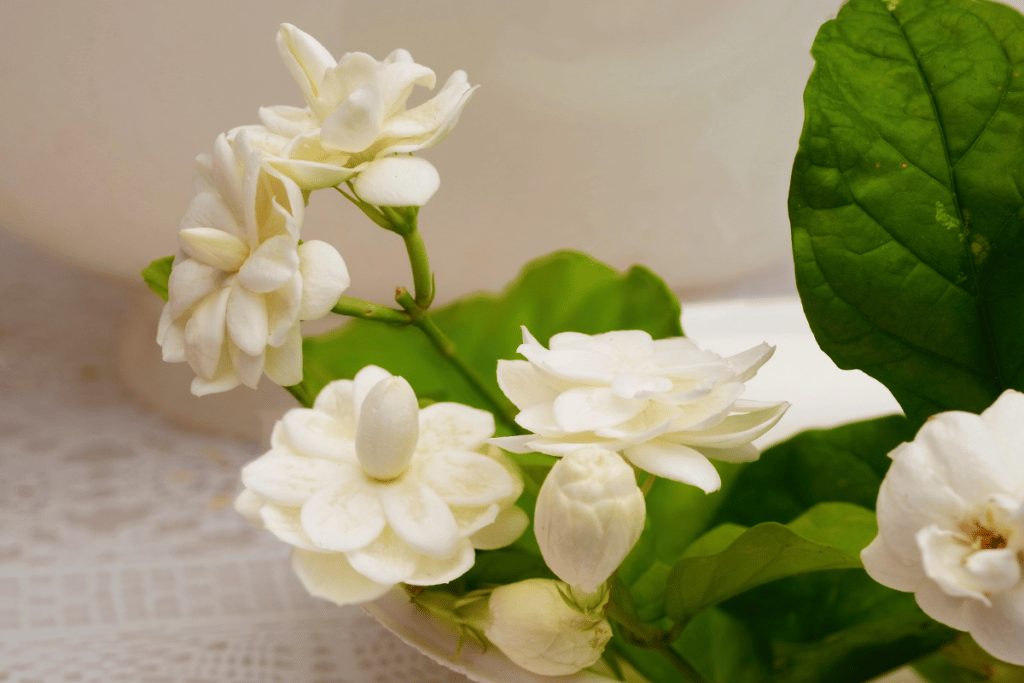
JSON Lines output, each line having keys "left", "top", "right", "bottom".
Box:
{"left": 491, "top": 328, "right": 789, "bottom": 493}
{"left": 258, "top": 23, "right": 476, "bottom": 204}
{"left": 862, "top": 389, "right": 1024, "bottom": 666}
{"left": 534, "top": 446, "right": 645, "bottom": 592}
{"left": 237, "top": 366, "right": 523, "bottom": 605}
{"left": 156, "top": 130, "right": 350, "bottom": 395}
{"left": 484, "top": 578, "right": 612, "bottom": 676}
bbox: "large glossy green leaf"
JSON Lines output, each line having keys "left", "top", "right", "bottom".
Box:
{"left": 790, "top": 0, "right": 1024, "bottom": 426}
{"left": 663, "top": 502, "right": 876, "bottom": 622}
{"left": 714, "top": 415, "right": 914, "bottom": 527}
{"left": 293, "top": 250, "right": 683, "bottom": 421}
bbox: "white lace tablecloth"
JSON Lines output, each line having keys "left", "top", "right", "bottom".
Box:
{"left": 0, "top": 234, "right": 468, "bottom": 683}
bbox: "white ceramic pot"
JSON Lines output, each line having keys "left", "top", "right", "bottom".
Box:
{"left": 3, "top": 0, "right": 842, "bottom": 303}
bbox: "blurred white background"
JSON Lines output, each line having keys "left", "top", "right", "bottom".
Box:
{"left": 0, "top": 0, "right": 840, "bottom": 304}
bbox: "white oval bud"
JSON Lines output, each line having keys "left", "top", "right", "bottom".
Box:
{"left": 535, "top": 446, "right": 645, "bottom": 592}
{"left": 484, "top": 578, "right": 612, "bottom": 676}
{"left": 355, "top": 376, "right": 419, "bottom": 480}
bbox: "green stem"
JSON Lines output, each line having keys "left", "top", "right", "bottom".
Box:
{"left": 332, "top": 296, "right": 410, "bottom": 325}
{"left": 655, "top": 644, "right": 707, "bottom": 683}
{"left": 395, "top": 288, "right": 520, "bottom": 430}
{"left": 401, "top": 228, "right": 434, "bottom": 308}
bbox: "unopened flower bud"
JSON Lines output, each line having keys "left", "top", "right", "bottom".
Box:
{"left": 535, "top": 446, "right": 645, "bottom": 592}
{"left": 484, "top": 578, "right": 612, "bottom": 676}
{"left": 355, "top": 376, "right": 419, "bottom": 479}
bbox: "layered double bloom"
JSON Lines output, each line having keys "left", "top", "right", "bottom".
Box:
{"left": 236, "top": 366, "right": 526, "bottom": 604}
{"left": 157, "top": 130, "right": 350, "bottom": 395}
{"left": 492, "top": 328, "right": 789, "bottom": 492}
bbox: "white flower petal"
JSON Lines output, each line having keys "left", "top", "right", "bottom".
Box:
{"left": 179, "top": 227, "right": 249, "bottom": 272}
{"left": 451, "top": 504, "right": 500, "bottom": 537}
{"left": 258, "top": 104, "right": 318, "bottom": 138}
{"left": 914, "top": 411, "right": 1006, "bottom": 504}
{"left": 693, "top": 443, "right": 761, "bottom": 464}
{"left": 964, "top": 548, "right": 1022, "bottom": 595}
{"left": 281, "top": 407, "right": 357, "bottom": 461}
{"left": 345, "top": 527, "right": 419, "bottom": 585}
{"left": 264, "top": 323, "right": 304, "bottom": 387}
{"left": 228, "top": 343, "right": 265, "bottom": 390}
{"left": 266, "top": 273, "right": 303, "bottom": 347}
{"left": 420, "top": 450, "right": 517, "bottom": 506}
{"left": 226, "top": 284, "right": 269, "bottom": 357}
{"left": 378, "top": 479, "right": 460, "bottom": 558}
{"left": 276, "top": 24, "right": 338, "bottom": 112}
{"left": 297, "top": 240, "right": 350, "bottom": 320}
{"left": 189, "top": 361, "right": 240, "bottom": 396}
{"left": 515, "top": 402, "right": 566, "bottom": 438}
{"left": 291, "top": 548, "right": 393, "bottom": 606}
{"left": 405, "top": 538, "right": 476, "bottom": 586}
{"left": 264, "top": 156, "right": 361, "bottom": 191}
{"left": 180, "top": 190, "right": 244, "bottom": 243}
{"left": 260, "top": 503, "right": 318, "bottom": 550}
{"left": 968, "top": 587, "right": 1024, "bottom": 665}
{"left": 379, "top": 59, "right": 436, "bottom": 118}
{"left": 157, "top": 305, "right": 186, "bottom": 363}
{"left": 184, "top": 286, "right": 230, "bottom": 380}
{"left": 726, "top": 343, "right": 776, "bottom": 382}
{"left": 352, "top": 156, "right": 440, "bottom": 207}
{"left": 914, "top": 577, "right": 973, "bottom": 631}
{"left": 916, "top": 524, "right": 988, "bottom": 604}
{"left": 497, "top": 359, "right": 564, "bottom": 410}
{"left": 312, "top": 379, "right": 358, "bottom": 422}
{"left": 980, "top": 390, "right": 1024, "bottom": 490}
{"left": 860, "top": 534, "right": 926, "bottom": 593}
{"left": 167, "top": 258, "right": 222, "bottom": 320}
{"left": 301, "top": 478, "right": 386, "bottom": 552}
{"left": 377, "top": 71, "right": 476, "bottom": 154}
{"left": 471, "top": 505, "right": 529, "bottom": 550}
{"left": 486, "top": 435, "right": 538, "bottom": 454}
{"left": 320, "top": 84, "right": 384, "bottom": 153}
{"left": 237, "top": 234, "right": 300, "bottom": 294}
{"left": 623, "top": 441, "right": 721, "bottom": 493}
{"left": 875, "top": 442, "right": 969, "bottom": 567}
{"left": 526, "top": 348, "right": 620, "bottom": 384}
{"left": 552, "top": 387, "right": 643, "bottom": 433}
{"left": 610, "top": 372, "right": 673, "bottom": 399}
{"left": 234, "top": 488, "right": 265, "bottom": 528}
{"left": 417, "top": 402, "right": 496, "bottom": 454}
{"left": 666, "top": 401, "right": 789, "bottom": 448}
{"left": 241, "top": 450, "right": 353, "bottom": 507}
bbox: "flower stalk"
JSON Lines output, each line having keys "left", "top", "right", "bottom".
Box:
{"left": 395, "top": 287, "right": 519, "bottom": 430}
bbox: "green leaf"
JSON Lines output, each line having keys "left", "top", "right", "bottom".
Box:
{"left": 295, "top": 250, "right": 683, "bottom": 420}
{"left": 714, "top": 415, "right": 914, "bottom": 527}
{"left": 141, "top": 255, "right": 174, "bottom": 302}
{"left": 789, "top": 0, "right": 1024, "bottom": 426}
{"left": 915, "top": 633, "right": 1024, "bottom": 682}
{"left": 772, "top": 597, "right": 956, "bottom": 683}
{"left": 721, "top": 569, "right": 956, "bottom": 681}
{"left": 617, "top": 463, "right": 745, "bottom": 622}
{"left": 664, "top": 502, "right": 876, "bottom": 622}
{"left": 608, "top": 608, "right": 771, "bottom": 683}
